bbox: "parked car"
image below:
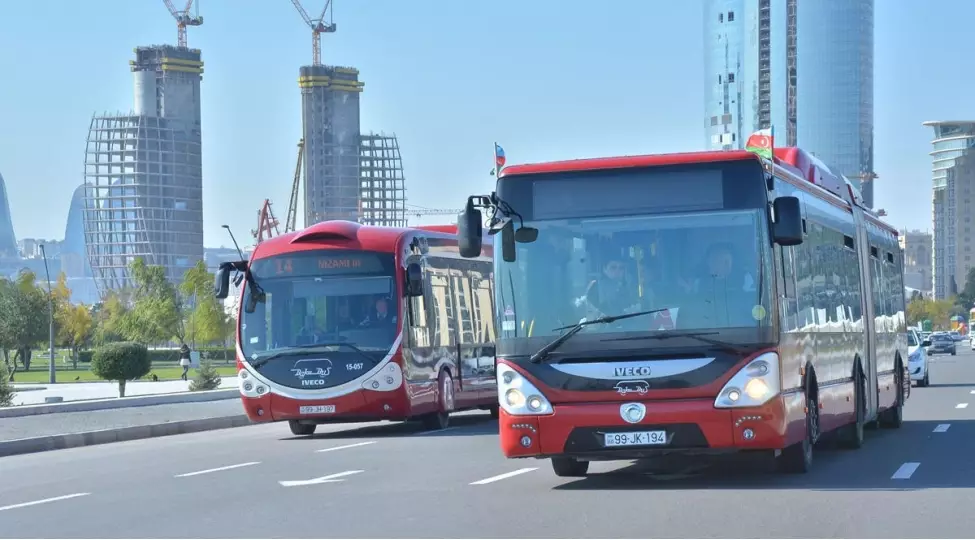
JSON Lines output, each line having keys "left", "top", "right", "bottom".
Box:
{"left": 908, "top": 329, "right": 930, "bottom": 387}
{"left": 929, "top": 332, "right": 957, "bottom": 355}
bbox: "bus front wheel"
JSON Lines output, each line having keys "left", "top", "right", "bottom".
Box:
{"left": 422, "top": 371, "right": 454, "bottom": 430}
{"left": 289, "top": 420, "right": 316, "bottom": 436}
{"left": 551, "top": 456, "right": 589, "bottom": 477}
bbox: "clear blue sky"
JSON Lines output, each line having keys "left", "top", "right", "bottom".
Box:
{"left": 1, "top": 0, "right": 973, "bottom": 248}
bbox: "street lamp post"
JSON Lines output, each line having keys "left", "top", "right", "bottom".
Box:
{"left": 39, "top": 244, "right": 56, "bottom": 384}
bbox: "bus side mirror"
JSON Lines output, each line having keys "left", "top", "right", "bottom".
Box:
{"left": 457, "top": 201, "right": 483, "bottom": 258}
{"left": 772, "top": 196, "right": 803, "bottom": 246}
{"left": 405, "top": 262, "right": 423, "bottom": 297}
{"left": 214, "top": 265, "right": 231, "bottom": 299}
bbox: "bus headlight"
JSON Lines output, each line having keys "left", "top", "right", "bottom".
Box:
{"left": 714, "top": 352, "right": 780, "bottom": 408}
{"left": 497, "top": 363, "right": 553, "bottom": 416}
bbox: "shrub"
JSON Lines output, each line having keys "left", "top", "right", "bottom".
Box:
{"left": 90, "top": 342, "right": 151, "bottom": 398}
{"left": 0, "top": 362, "right": 14, "bottom": 407}
{"left": 189, "top": 359, "right": 223, "bottom": 392}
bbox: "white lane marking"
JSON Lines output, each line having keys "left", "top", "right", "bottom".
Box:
{"left": 957, "top": 403, "right": 969, "bottom": 409}
{"left": 934, "top": 424, "right": 951, "bottom": 433}
{"left": 316, "top": 441, "right": 376, "bottom": 453}
{"left": 174, "top": 462, "right": 260, "bottom": 478}
{"left": 470, "top": 467, "right": 539, "bottom": 485}
{"left": 891, "top": 462, "right": 920, "bottom": 480}
{"left": 279, "top": 470, "right": 363, "bottom": 487}
{"left": 419, "top": 427, "right": 458, "bottom": 435}
{"left": 970, "top": 390, "right": 975, "bottom": 394}
{"left": 0, "top": 493, "right": 90, "bottom": 512}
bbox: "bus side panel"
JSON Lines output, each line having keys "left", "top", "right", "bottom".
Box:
{"left": 776, "top": 178, "right": 860, "bottom": 433}
{"left": 864, "top": 218, "right": 906, "bottom": 411}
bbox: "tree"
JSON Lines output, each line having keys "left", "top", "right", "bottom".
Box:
{"left": 0, "top": 271, "right": 49, "bottom": 373}
{"left": 90, "top": 341, "right": 150, "bottom": 398}
{"left": 907, "top": 296, "right": 955, "bottom": 330}
{"left": 0, "top": 361, "right": 14, "bottom": 406}
{"left": 92, "top": 291, "right": 130, "bottom": 345}
{"left": 180, "top": 261, "right": 232, "bottom": 347}
{"left": 124, "top": 258, "right": 183, "bottom": 345}
{"left": 59, "top": 304, "right": 94, "bottom": 369}
{"left": 957, "top": 267, "right": 975, "bottom": 311}
{"left": 189, "top": 359, "right": 223, "bottom": 391}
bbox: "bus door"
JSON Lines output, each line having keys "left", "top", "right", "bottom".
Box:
{"left": 850, "top": 206, "right": 879, "bottom": 421}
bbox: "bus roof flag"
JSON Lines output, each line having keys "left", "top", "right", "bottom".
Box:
{"left": 745, "top": 127, "right": 774, "bottom": 161}
{"left": 495, "top": 143, "right": 506, "bottom": 171}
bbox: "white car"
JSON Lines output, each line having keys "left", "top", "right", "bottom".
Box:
{"left": 908, "top": 329, "right": 930, "bottom": 387}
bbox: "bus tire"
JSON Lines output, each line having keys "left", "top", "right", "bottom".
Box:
{"left": 879, "top": 364, "right": 904, "bottom": 429}
{"left": 779, "top": 382, "right": 818, "bottom": 474}
{"left": 489, "top": 404, "right": 500, "bottom": 419}
{"left": 838, "top": 367, "right": 865, "bottom": 449}
{"left": 422, "top": 370, "right": 454, "bottom": 430}
{"left": 551, "top": 456, "right": 589, "bottom": 477}
{"left": 288, "top": 420, "right": 316, "bottom": 436}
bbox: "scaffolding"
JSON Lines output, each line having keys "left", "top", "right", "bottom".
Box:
{"left": 358, "top": 133, "right": 407, "bottom": 227}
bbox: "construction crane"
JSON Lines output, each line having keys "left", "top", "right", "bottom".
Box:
{"left": 162, "top": 0, "right": 203, "bottom": 48}
{"left": 290, "top": 0, "right": 337, "bottom": 67}
{"left": 252, "top": 200, "right": 281, "bottom": 244}
{"left": 285, "top": 139, "right": 305, "bottom": 233}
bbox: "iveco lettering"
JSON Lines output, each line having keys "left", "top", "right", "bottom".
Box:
{"left": 215, "top": 221, "right": 499, "bottom": 436}
{"left": 455, "top": 139, "right": 909, "bottom": 477}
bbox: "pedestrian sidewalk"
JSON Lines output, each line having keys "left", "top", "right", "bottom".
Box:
{"left": 9, "top": 378, "right": 237, "bottom": 406}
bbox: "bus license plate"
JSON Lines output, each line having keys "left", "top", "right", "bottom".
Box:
{"left": 299, "top": 405, "right": 335, "bottom": 415}
{"left": 603, "top": 431, "right": 667, "bottom": 447}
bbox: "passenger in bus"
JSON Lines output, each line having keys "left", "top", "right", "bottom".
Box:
{"left": 679, "top": 242, "right": 758, "bottom": 327}
{"left": 584, "top": 256, "right": 641, "bottom": 319}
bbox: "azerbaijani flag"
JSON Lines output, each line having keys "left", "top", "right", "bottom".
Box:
{"left": 745, "top": 127, "right": 774, "bottom": 161}
{"left": 495, "top": 143, "right": 506, "bottom": 169}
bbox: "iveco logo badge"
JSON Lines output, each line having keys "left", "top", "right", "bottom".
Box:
{"left": 614, "top": 366, "right": 652, "bottom": 378}
{"left": 620, "top": 403, "right": 646, "bottom": 424}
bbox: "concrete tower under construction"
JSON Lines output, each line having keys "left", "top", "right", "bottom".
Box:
{"left": 299, "top": 65, "right": 364, "bottom": 226}
{"left": 83, "top": 45, "right": 204, "bottom": 293}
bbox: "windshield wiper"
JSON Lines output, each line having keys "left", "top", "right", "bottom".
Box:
{"left": 602, "top": 330, "right": 746, "bottom": 355}
{"left": 529, "top": 308, "right": 674, "bottom": 364}
{"left": 250, "top": 342, "right": 375, "bottom": 369}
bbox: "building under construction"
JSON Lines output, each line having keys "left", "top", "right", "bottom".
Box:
{"left": 82, "top": 44, "right": 204, "bottom": 293}
{"left": 358, "top": 133, "right": 407, "bottom": 227}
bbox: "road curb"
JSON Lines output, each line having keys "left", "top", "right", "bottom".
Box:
{"left": 0, "top": 415, "right": 253, "bottom": 458}
{"left": 0, "top": 388, "right": 240, "bottom": 418}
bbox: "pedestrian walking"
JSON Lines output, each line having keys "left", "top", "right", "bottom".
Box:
{"left": 179, "top": 344, "right": 191, "bottom": 381}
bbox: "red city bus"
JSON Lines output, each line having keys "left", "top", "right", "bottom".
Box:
{"left": 214, "top": 220, "right": 498, "bottom": 435}
{"left": 454, "top": 146, "right": 908, "bottom": 475}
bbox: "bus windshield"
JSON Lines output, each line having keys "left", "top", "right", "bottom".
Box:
{"left": 496, "top": 209, "right": 774, "bottom": 352}
{"left": 238, "top": 249, "right": 399, "bottom": 390}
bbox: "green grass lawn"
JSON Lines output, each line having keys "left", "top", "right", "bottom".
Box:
{"left": 10, "top": 366, "right": 238, "bottom": 384}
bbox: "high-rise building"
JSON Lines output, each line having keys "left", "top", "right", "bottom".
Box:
{"left": 703, "top": 0, "right": 796, "bottom": 151}
{"left": 796, "top": 0, "right": 875, "bottom": 208}
{"left": 703, "top": 0, "right": 873, "bottom": 209}
{"left": 924, "top": 121, "right": 975, "bottom": 299}
{"left": 899, "top": 230, "right": 933, "bottom": 295}
{"left": 299, "top": 65, "right": 364, "bottom": 226}
{"left": 0, "top": 171, "right": 17, "bottom": 256}
{"left": 83, "top": 45, "right": 204, "bottom": 294}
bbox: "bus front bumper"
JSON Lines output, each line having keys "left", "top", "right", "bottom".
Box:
{"left": 498, "top": 394, "right": 801, "bottom": 460}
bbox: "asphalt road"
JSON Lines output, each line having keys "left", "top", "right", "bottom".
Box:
{"left": 3, "top": 347, "right": 975, "bottom": 538}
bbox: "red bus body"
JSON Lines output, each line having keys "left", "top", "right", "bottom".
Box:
{"left": 230, "top": 220, "right": 497, "bottom": 435}
{"left": 473, "top": 147, "right": 908, "bottom": 476}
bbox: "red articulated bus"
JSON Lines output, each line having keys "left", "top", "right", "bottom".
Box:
{"left": 454, "top": 146, "right": 908, "bottom": 476}
{"left": 214, "top": 220, "right": 498, "bottom": 436}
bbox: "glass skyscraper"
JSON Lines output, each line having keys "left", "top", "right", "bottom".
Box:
{"left": 703, "top": 0, "right": 874, "bottom": 208}
{"left": 796, "top": 0, "right": 875, "bottom": 208}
